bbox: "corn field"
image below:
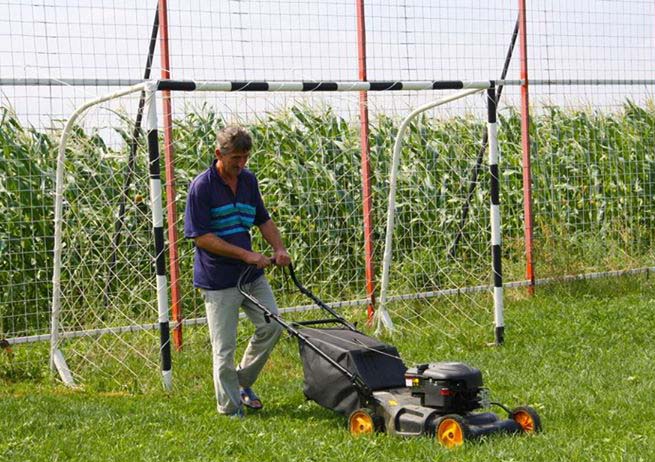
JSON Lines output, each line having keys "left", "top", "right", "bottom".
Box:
{"left": 1, "top": 100, "right": 655, "bottom": 339}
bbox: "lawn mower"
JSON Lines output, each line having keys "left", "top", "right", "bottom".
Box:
{"left": 237, "top": 263, "right": 541, "bottom": 447}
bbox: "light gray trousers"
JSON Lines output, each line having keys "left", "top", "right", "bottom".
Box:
{"left": 201, "top": 276, "right": 282, "bottom": 414}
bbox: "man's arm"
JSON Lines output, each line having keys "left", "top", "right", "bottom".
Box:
{"left": 193, "top": 233, "right": 271, "bottom": 269}
{"left": 258, "top": 219, "right": 291, "bottom": 266}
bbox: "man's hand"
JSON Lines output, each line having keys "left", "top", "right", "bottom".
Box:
{"left": 244, "top": 251, "right": 272, "bottom": 269}
{"left": 273, "top": 248, "right": 291, "bottom": 267}
{"left": 258, "top": 220, "right": 290, "bottom": 267}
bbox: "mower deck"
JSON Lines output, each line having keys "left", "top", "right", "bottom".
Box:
{"left": 371, "top": 388, "right": 522, "bottom": 438}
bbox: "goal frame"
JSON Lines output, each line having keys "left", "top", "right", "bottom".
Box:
{"left": 50, "top": 78, "right": 504, "bottom": 389}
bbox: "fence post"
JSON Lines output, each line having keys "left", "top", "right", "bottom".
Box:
{"left": 518, "top": 0, "right": 535, "bottom": 291}
{"left": 355, "top": 0, "right": 377, "bottom": 321}
{"left": 158, "top": 0, "right": 183, "bottom": 349}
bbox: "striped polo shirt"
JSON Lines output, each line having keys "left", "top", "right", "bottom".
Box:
{"left": 184, "top": 160, "right": 270, "bottom": 290}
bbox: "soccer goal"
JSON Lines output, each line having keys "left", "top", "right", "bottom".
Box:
{"left": 375, "top": 85, "right": 505, "bottom": 346}
{"left": 50, "top": 82, "right": 173, "bottom": 391}
{"left": 49, "top": 79, "right": 507, "bottom": 391}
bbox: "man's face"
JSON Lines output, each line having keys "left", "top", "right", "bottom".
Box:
{"left": 217, "top": 148, "right": 250, "bottom": 178}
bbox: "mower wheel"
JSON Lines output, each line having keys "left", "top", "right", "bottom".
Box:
{"left": 348, "top": 408, "right": 379, "bottom": 436}
{"left": 511, "top": 406, "right": 542, "bottom": 434}
{"left": 435, "top": 414, "right": 470, "bottom": 448}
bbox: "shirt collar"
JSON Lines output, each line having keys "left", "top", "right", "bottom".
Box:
{"left": 210, "top": 159, "right": 245, "bottom": 186}
{"left": 211, "top": 159, "right": 243, "bottom": 186}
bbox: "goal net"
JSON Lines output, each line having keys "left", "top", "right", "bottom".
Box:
{"left": 50, "top": 80, "right": 504, "bottom": 391}
{"left": 50, "top": 85, "right": 169, "bottom": 391}
{"left": 375, "top": 87, "right": 504, "bottom": 348}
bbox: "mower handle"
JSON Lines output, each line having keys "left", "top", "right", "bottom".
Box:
{"left": 236, "top": 262, "right": 357, "bottom": 332}
{"left": 285, "top": 264, "right": 357, "bottom": 331}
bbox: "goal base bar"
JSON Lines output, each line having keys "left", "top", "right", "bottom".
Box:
{"left": 52, "top": 348, "right": 76, "bottom": 387}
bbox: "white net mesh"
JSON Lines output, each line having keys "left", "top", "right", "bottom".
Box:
{"left": 372, "top": 90, "right": 498, "bottom": 346}
{"left": 53, "top": 92, "right": 163, "bottom": 390}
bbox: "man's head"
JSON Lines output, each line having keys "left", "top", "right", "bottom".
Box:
{"left": 215, "top": 126, "right": 252, "bottom": 179}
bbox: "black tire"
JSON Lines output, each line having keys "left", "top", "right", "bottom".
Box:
{"left": 511, "top": 406, "right": 542, "bottom": 433}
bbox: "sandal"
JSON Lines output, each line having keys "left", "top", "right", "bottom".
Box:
{"left": 240, "top": 387, "right": 263, "bottom": 410}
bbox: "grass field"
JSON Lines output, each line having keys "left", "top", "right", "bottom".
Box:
{"left": 1, "top": 274, "right": 654, "bottom": 461}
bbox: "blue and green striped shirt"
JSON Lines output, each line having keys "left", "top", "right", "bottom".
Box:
{"left": 184, "top": 160, "right": 270, "bottom": 289}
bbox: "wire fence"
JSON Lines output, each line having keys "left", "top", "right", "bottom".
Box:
{"left": 1, "top": 0, "right": 654, "bottom": 386}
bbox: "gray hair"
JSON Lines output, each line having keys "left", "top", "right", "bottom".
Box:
{"left": 216, "top": 126, "right": 252, "bottom": 154}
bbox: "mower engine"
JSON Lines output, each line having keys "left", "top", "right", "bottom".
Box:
{"left": 367, "top": 360, "right": 537, "bottom": 443}
{"left": 404, "top": 362, "right": 485, "bottom": 414}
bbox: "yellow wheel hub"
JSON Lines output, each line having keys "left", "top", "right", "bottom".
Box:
{"left": 349, "top": 410, "right": 374, "bottom": 436}
{"left": 437, "top": 418, "right": 464, "bottom": 448}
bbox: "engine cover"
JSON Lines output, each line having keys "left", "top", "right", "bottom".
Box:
{"left": 405, "top": 362, "right": 484, "bottom": 413}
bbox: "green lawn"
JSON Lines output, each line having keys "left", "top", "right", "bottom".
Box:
{"left": 1, "top": 274, "right": 654, "bottom": 461}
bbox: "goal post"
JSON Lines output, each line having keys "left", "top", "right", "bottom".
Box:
{"left": 375, "top": 87, "right": 485, "bottom": 334}
{"left": 50, "top": 82, "right": 148, "bottom": 385}
{"left": 50, "top": 82, "right": 174, "bottom": 390}
{"left": 143, "top": 83, "right": 173, "bottom": 391}
{"left": 487, "top": 84, "right": 504, "bottom": 345}
{"left": 50, "top": 78, "right": 508, "bottom": 390}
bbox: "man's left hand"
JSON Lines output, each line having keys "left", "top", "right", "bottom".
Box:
{"left": 273, "top": 249, "right": 291, "bottom": 267}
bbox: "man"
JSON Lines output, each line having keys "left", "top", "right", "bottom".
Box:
{"left": 184, "top": 126, "right": 291, "bottom": 418}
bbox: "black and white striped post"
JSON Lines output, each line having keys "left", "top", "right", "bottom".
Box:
{"left": 144, "top": 83, "right": 173, "bottom": 390}
{"left": 487, "top": 83, "right": 504, "bottom": 345}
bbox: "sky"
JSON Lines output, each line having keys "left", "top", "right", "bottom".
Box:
{"left": 0, "top": 0, "right": 654, "bottom": 132}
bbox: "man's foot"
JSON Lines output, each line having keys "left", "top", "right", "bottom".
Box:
{"left": 224, "top": 407, "right": 245, "bottom": 419}
{"left": 239, "top": 387, "right": 263, "bottom": 410}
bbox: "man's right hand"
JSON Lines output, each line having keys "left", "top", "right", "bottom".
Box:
{"left": 244, "top": 251, "right": 272, "bottom": 269}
